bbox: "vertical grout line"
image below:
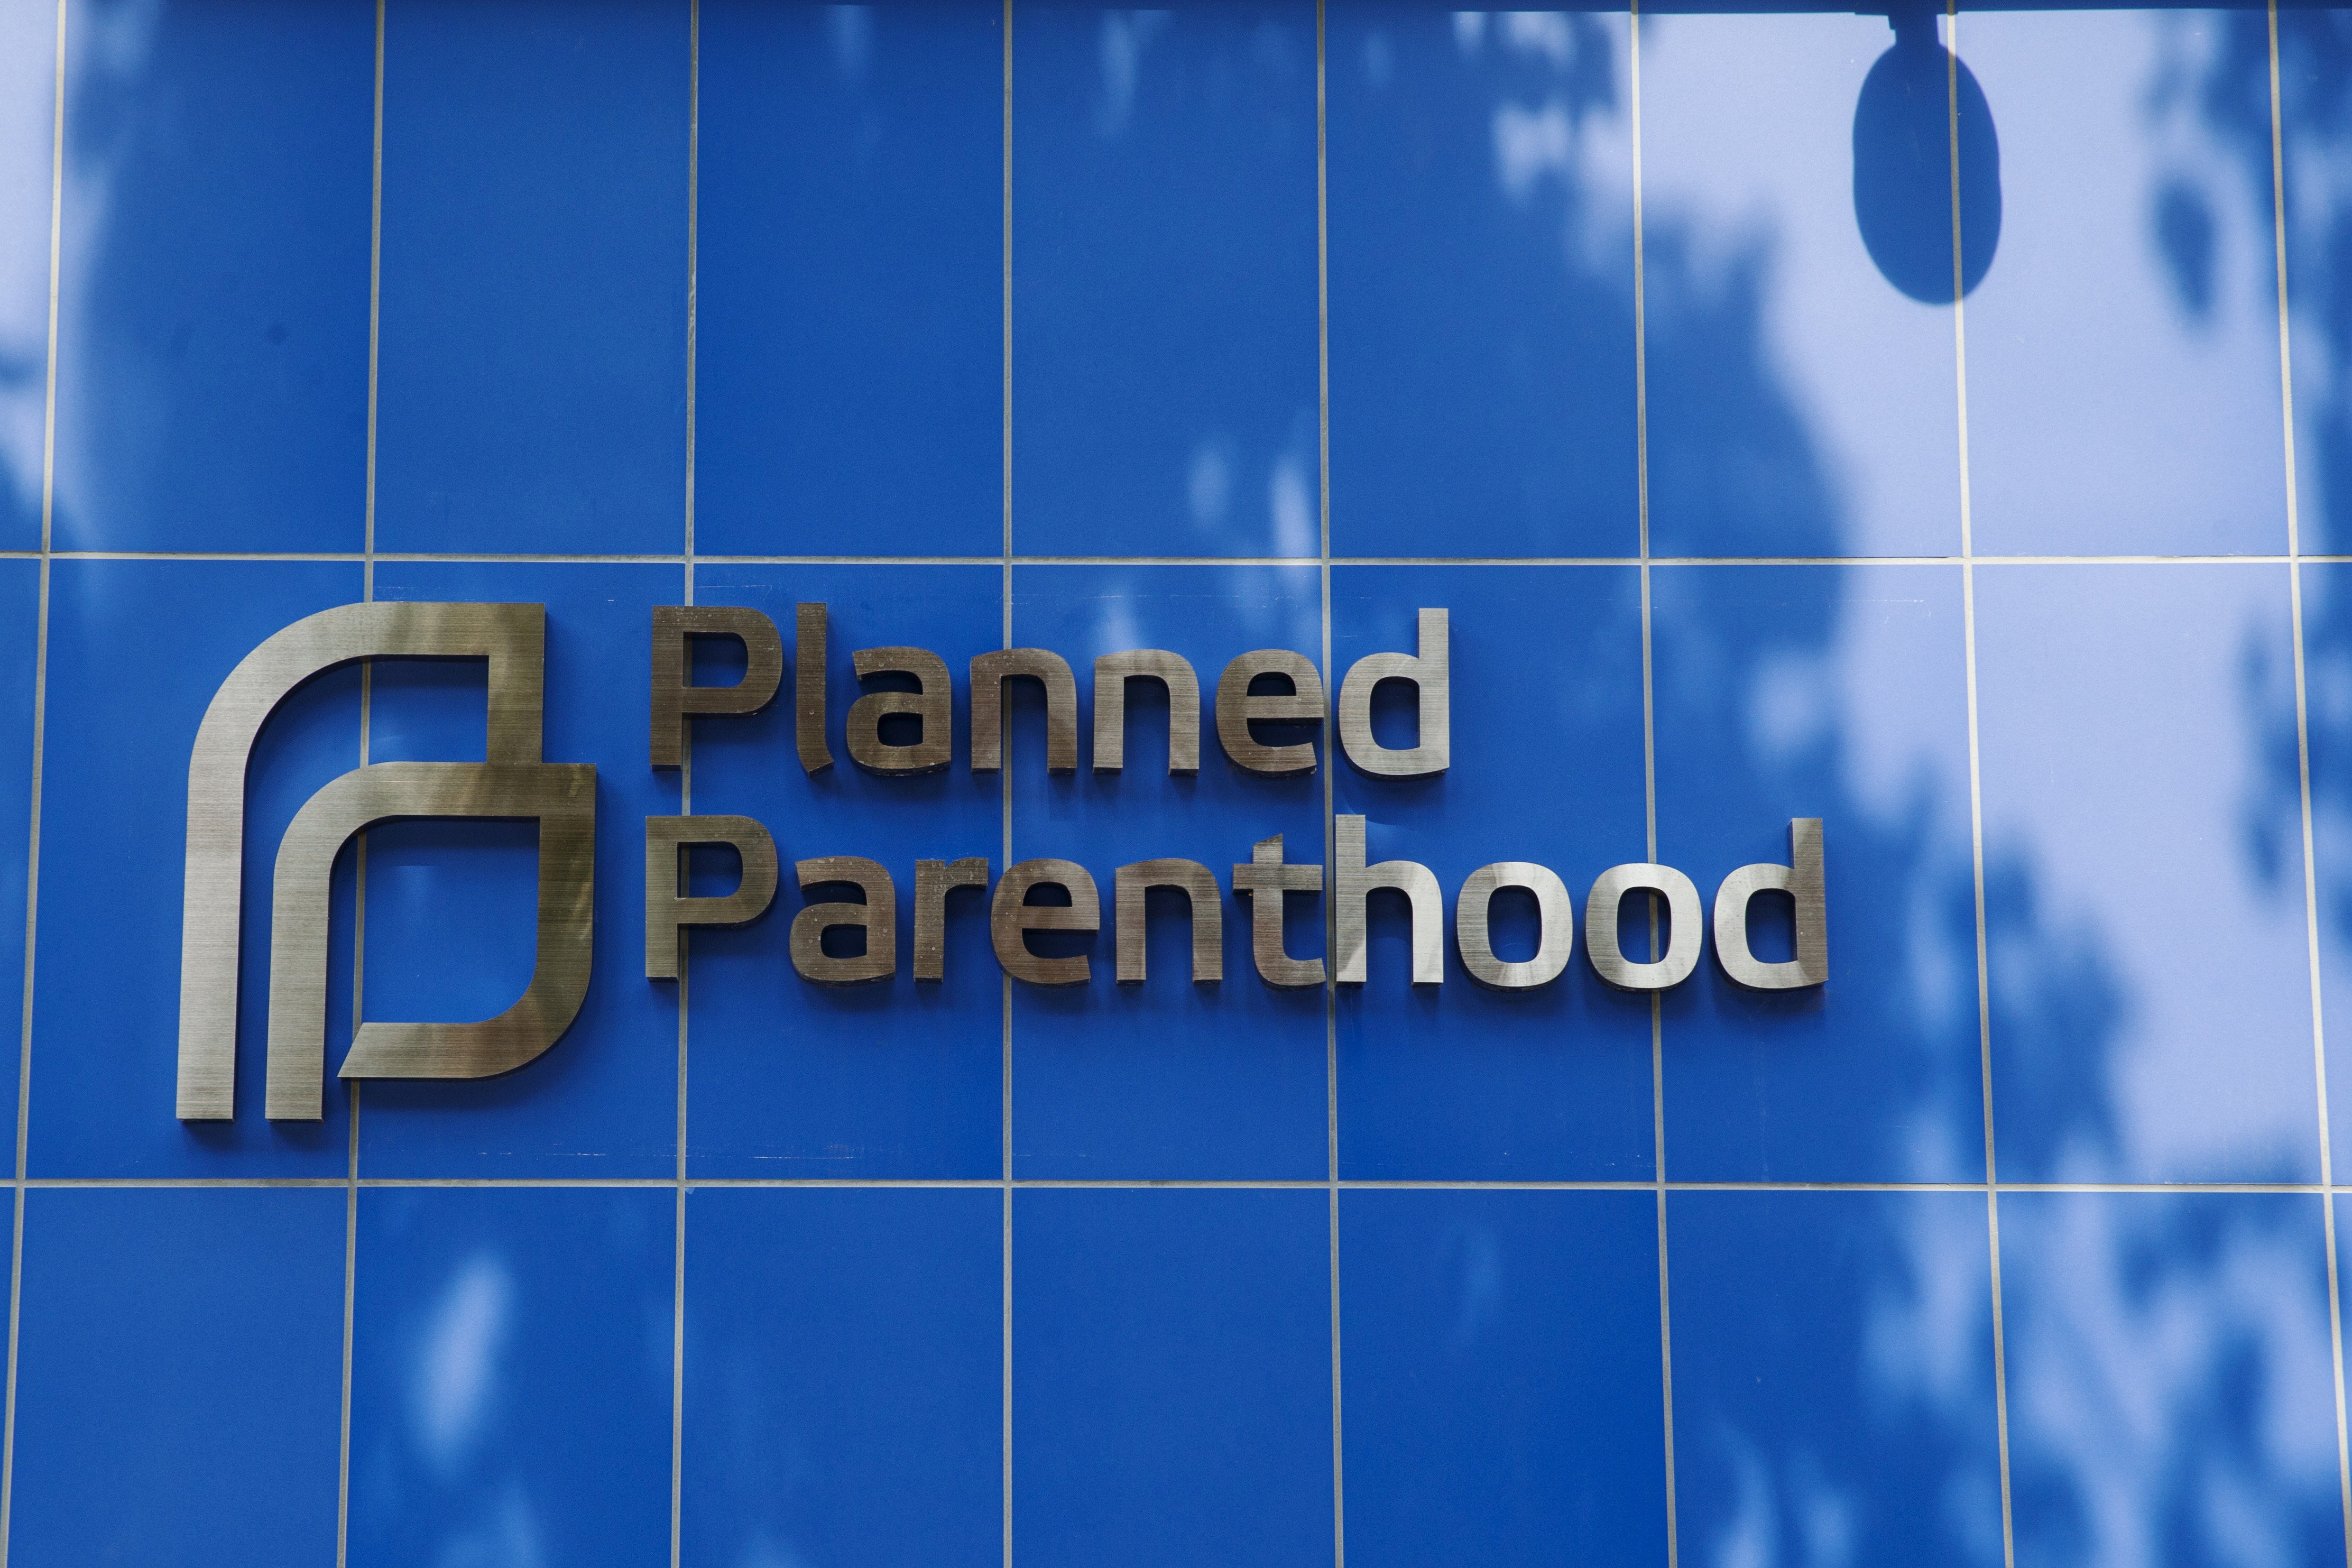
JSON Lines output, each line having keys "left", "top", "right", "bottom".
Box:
{"left": 999, "top": 8, "right": 1014, "bottom": 1566}
{"left": 0, "top": 4, "right": 64, "bottom": 1552}
{"left": 2267, "top": 6, "right": 2352, "bottom": 1555}
{"left": 1314, "top": 6, "right": 1342, "bottom": 1565}
{"left": 336, "top": 9, "right": 385, "bottom": 1561}
{"left": 1945, "top": 10, "right": 2014, "bottom": 1566}
{"left": 1628, "top": 11, "right": 1676, "bottom": 1566}
{"left": 671, "top": 7, "right": 699, "bottom": 1565}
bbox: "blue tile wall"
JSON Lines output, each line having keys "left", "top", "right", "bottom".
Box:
{"left": 5, "top": 6, "right": 2349, "bottom": 1564}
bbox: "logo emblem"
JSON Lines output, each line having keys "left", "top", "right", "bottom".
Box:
{"left": 176, "top": 602, "right": 595, "bottom": 1121}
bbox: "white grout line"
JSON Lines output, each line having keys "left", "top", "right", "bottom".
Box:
{"left": 1628, "top": 12, "right": 1678, "bottom": 1565}
{"left": 999, "top": 10, "right": 1016, "bottom": 1564}
{"left": 0, "top": 1174, "right": 2340, "bottom": 1193}
{"left": 1942, "top": 12, "right": 2016, "bottom": 1568}
{"left": 1, "top": 3, "right": 64, "bottom": 1555}
{"left": 670, "top": 11, "right": 700, "bottom": 1566}
{"left": 1315, "top": 7, "right": 1344, "bottom": 1565}
{"left": 25, "top": 550, "right": 2352, "bottom": 568}
{"left": 2265, "top": 7, "right": 2352, "bottom": 1558}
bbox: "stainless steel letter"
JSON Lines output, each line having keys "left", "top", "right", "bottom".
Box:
{"left": 1713, "top": 818, "right": 1827, "bottom": 990}
{"left": 1455, "top": 862, "right": 1573, "bottom": 990}
{"left": 914, "top": 856, "right": 991, "bottom": 982}
{"left": 179, "top": 601, "right": 570, "bottom": 1121}
{"left": 644, "top": 815, "right": 779, "bottom": 981}
{"left": 1231, "top": 835, "right": 1324, "bottom": 989}
{"left": 1337, "top": 608, "right": 1450, "bottom": 777}
{"left": 970, "top": 649, "right": 1078, "bottom": 774}
{"left": 1215, "top": 650, "right": 1324, "bottom": 776}
{"left": 796, "top": 602, "right": 834, "bottom": 774}
{"left": 991, "top": 859, "right": 1100, "bottom": 986}
{"left": 650, "top": 606, "right": 782, "bottom": 770}
{"left": 791, "top": 856, "right": 898, "bottom": 985}
{"left": 1584, "top": 864, "right": 1703, "bottom": 991}
{"left": 1114, "top": 859, "right": 1222, "bottom": 984}
{"left": 1334, "top": 815, "right": 1443, "bottom": 985}
{"left": 266, "top": 761, "right": 595, "bottom": 1120}
{"left": 846, "top": 647, "right": 952, "bottom": 775}
{"left": 1093, "top": 651, "right": 1201, "bottom": 774}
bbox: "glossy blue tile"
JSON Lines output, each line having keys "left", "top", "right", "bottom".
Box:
{"left": 2000, "top": 1191, "right": 2345, "bottom": 1567}
{"left": 2281, "top": 11, "right": 2352, "bottom": 555}
{"left": 681, "top": 1187, "right": 1001, "bottom": 1568}
{"left": 358, "top": 563, "right": 681, "bottom": 1177}
{"left": 1014, "top": 1187, "right": 1332, "bottom": 1568}
{"left": 374, "top": 0, "right": 688, "bottom": 556}
{"left": 1957, "top": 11, "right": 2287, "bottom": 556}
{"left": 2308, "top": 567, "right": 2352, "bottom": 1177}
{"left": 32, "top": 559, "right": 361, "bottom": 1176}
{"left": 696, "top": 0, "right": 1000, "bottom": 559}
{"left": 1655, "top": 565, "right": 1983, "bottom": 1184}
{"left": 1640, "top": 14, "right": 1960, "bottom": 559}
{"left": 1010, "top": 564, "right": 1325, "bottom": 1180}
{"left": 1333, "top": 566, "right": 1653, "bottom": 1181}
{"left": 688, "top": 563, "right": 1002, "bottom": 1179}
{"left": 1012, "top": 1, "right": 1320, "bottom": 559}
{"left": 1339, "top": 1189, "right": 1667, "bottom": 1566}
{"left": 0, "top": 0, "right": 56, "bottom": 554}
{"left": 1325, "top": 6, "right": 1636, "bottom": 559}
{"left": 348, "top": 1187, "right": 674, "bottom": 1568}
{"left": 50, "top": 0, "right": 373, "bottom": 554}
{"left": 9, "top": 1188, "right": 343, "bottom": 1567}
{"left": 0, "top": 563, "right": 33, "bottom": 1142}
{"left": 1669, "top": 1191, "right": 2003, "bottom": 1568}
{"left": 1975, "top": 566, "right": 2317, "bottom": 1185}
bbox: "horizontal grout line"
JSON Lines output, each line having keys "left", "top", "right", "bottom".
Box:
{"left": 7, "top": 551, "right": 2344, "bottom": 568}
{"left": 11, "top": 1176, "right": 2346, "bottom": 1194}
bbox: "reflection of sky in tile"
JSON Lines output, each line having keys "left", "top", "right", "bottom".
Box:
{"left": 1958, "top": 11, "right": 2285, "bottom": 557}
{"left": 10, "top": 1189, "right": 344, "bottom": 1564}
{"left": 374, "top": 0, "right": 687, "bottom": 556}
{"left": 1640, "top": 15, "right": 1959, "bottom": 560}
{"left": 1340, "top": 1189, "right": 1666, "bottom": 1565}
{"left": 682, "top": 1188, "right": 1000, "bottom": 1568}
{"left": 1975, "top": 566, "right": 2317, "bottom": 1184}
{"left": 1670, "top": 1192, "right": 2003, "bottom": 1568}
{"left": 360, "top": 563, "right": 682, "bottom": 1178}
{"left": 1327, "top": 6, "right": 1636, "bottom": 559}
{"left": 0, "top": 0, "right": 54, "bottom": 551}
{"left": 1009, "top": 565, "right": 1326, "bottom": 1179}
{"left": 1013, "top": 2, "right": 1318, "bottom": 558}
{"left": 52, "top": 0, "right": 373, "bottom": 554}
{"left": 1655, "top": 566, "right": 1982, "bottom": 1184}
{"left": 687, "top": 563, "right": 1004, "bottom": 1179}
{"left": 697, "top": 0, "right": 1000, "bottom": 558}
{"left": 2000, "top": 1192, "right": 2344, "bottom": 1568}
{"left": 1013, "top": 1189, "right": 1333, "bottom": 1568}
{"left": 349, "top": 1188, "right": 673, "bottom": 1568}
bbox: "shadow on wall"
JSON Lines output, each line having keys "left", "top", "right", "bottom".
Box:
{"left": 1851, "top": 5, "right": 1999, "bottom": 301}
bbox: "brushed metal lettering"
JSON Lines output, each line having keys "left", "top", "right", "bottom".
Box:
{"left": 1092, "top": 650, "right": 1201, "bottom": 774}
{"left": 1713, "top": 817, "right": 1828, "bottom": 989}
{"left": 649, "top": 605, "right": 782, "bottom": 770}
{"left": 1214, "top": 650, "right": 1323, "bottom": 777}
{"left": 1337, "top": 607, "right": 1450, "bottom": 777}
{"left": 914, "top": 856, "right": 991, "bottom": 982}
{"left": 1230, "top": 834, "right": 1324, "bottom": 989}
{"left": 267, "top": 761, "right": 595, "bottom": 1121}
{"left": 1334, "top": 814, "right": 1443, "bottom": 985}
{"left": 178, "top": 601, "right": 551, "bottom": 1121}
{"left": 1584, "top": 863, "right": 1703, "bottom": 991}
{"left": 991, "top": 859, "right": 1099, "bottom": 986}
{"left": 1455, "top": 861, "right": 1572, "bottom": 989}
{"left": 970, "top": 649, "right": 1078, "bottom": 774}
{"left": 796, "top": 602, "right": 834, "bottom": 774}
{"left": 643, "top": 815, "right": 779, "bottom": 981}
{"left": 791, "top": 855, "right": 898, "bottom": 985}
{"left": 1114, "top": 859, "right": 1222, "bottom": 984}
{"left": 846, "top": 646, "right": 952, "bottom": 775}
